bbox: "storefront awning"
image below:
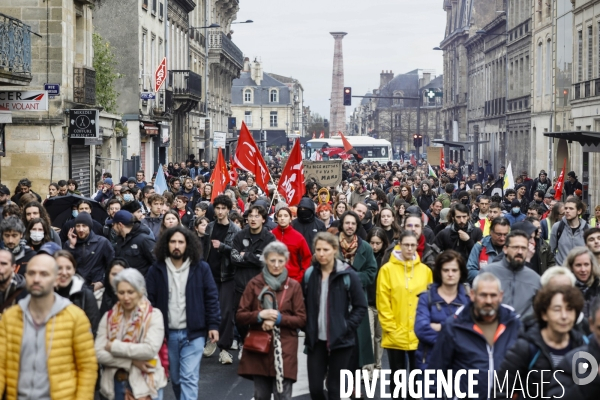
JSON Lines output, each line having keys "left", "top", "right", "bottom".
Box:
{"left": 543, "top": 131, "right": 600, "bottom": 147}
{"left": 432, "top": 139, "right": 490, "bottom": 148}
{"left": 143, "top": 123, "right": 158, "bottom": 135}
{"left": 0, "top": 106, "right": 11, "bottom": 124}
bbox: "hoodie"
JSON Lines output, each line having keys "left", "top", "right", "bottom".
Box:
{"left": 291, "top": 197, "right": 326, "bottom": 250}
{"left": 18, "top": 293, "right": 72, "bottom": 400}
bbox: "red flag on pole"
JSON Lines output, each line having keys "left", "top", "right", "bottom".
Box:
{"left": 319, "top": 131, "right": 325, "bottom": 138}
{"left": 234, "top": 122, "right": 271, "bottom": 194}
{"left": 228, "top": 160, "right": 239, "bottom": 186}
{"left": 209, "top": 148, "right": 230, "bottom": 201}
{"left": 554, "top": 159, "right": 567, "bottom": 200}
{"left": 440, "top": 148, "right": 446, "bottom": 172}
{"left": 410, "top": 154, "right": 417, "bottom": 166}
{"left": 277, "top": 139, "right": 305, "bottom": 206}
{"left": 339, "top": 131, "right": 363, "bottom": 162}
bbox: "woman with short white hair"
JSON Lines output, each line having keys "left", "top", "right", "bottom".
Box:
{"left": 95, "top": 268, "right": 168, "bottom": 400}
{"left": 563, "top": 246, "right": 600, "bottom": 317}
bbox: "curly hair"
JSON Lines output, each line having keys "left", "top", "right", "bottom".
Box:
{"left": 154, "top": 225, "right": 203, "bottom": 265}
{"left": 533, "top": 285, "right": 584, "bottom": 329}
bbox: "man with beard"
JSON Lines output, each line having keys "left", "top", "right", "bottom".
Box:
{"left": 337, "top": 211, "right": 377, "bottom": 374}
{"left": 231, "top": 205, "right": 276, "bottom": 354}
{"left": 480, "top": 231, "right": 541, "bottom": 316}
{"left": 426, "top": 272, "right": 520, "bottom": 399}
{"left": 0, "top": 184, "right": 11, "bottom": 223}
{"left": 0, "top": 249, "right": 25, "bottom": 314}
{"left": 292, "top": 197, "right": 326, "bottom": 248}
{"left": 0, "top": 217, "right": 37, "bottom": 275}
{"left": 434, "top": 204, "right": 483, "bottom": 262}
{"left": 146, "top": 225, "right": 220, "bottom": 400}
{"left": 349, "top": 180, "right": 368, "bottom": 207}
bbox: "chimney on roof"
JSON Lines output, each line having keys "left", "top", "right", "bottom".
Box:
{"left": 380, "top": 70, "right": 394, "bottom": 90}
{"left": 421, "top": 72, "right": 432, "bottom": 88}
{"left": 251, "top": 59, "right": 263, "bottom": 86}
{"left": 243, "top": 57, "right": 250, "bottom": 72}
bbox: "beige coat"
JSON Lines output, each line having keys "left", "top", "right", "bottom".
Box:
{"left": 95, "top": 308, "right": 168, "bottom": 400}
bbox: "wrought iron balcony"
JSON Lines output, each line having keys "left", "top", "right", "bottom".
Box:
{"left": 170, "top": 70, "right": 202, "bottom": 100}
{"left": 74, "top": 66, "right": 96, "bottom": 105}
{"left": 0, "top": 13, "right": 33, "bottom": 86}
{"left": 208, "top": 30, "right": 244, "bottom": 69}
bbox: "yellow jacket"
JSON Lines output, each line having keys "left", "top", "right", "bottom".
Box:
{"left": 376, "top": 248, "right": 432, "bottom": 351}
{"left": 0, "top": 302, "right": 98, "bottom": 400}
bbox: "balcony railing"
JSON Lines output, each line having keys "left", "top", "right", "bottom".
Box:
{"left": 170, "top": 70, "right": 202, "bottom": 99}
{"left": 73, "top": 66, "right": 96, "bottom": 105}
{"left": 208, "top": 30, "right": 244, "bottom": 68}
{"left": 0, "top": 13, "right": 32, "bottom": 85}
{"left": 572, "top": 79, "right": 600, "bottom": 100}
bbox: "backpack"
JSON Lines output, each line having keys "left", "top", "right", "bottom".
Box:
{"left": 527, "top": 335, "right": 590, "bottom": 370}
{"left": 554, "top": 219, "right": 588, "bottom": 243}
{"left": 303, "top": 266, "right": 350, "bottom": 292}
{"left": 437, "top": 193, "right": 451, "bottom": 208}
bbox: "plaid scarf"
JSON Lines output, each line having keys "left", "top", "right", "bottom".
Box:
{"left": 107, "top": 297, "right": 156, "bottom": 394}
{"left": 340, "top": 234, "right": 359, "bottom": 264}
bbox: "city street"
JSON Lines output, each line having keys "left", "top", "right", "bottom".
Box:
{"left": 163, "top": 337, "right": 390, "bottom": 400}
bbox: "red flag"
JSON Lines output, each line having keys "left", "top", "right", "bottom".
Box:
{"left": 312, "top": 132, "right": 316, "bottom": 139}
{"left": 234, "top": 122, "right": 271, "bottom": 193}
{"left": 319, "top": 131, "right": 324, "bottom": 138}
{"left": 410, "top": 154, "right": 417, "bottom": 166}
{"left": 228, "top": 160, "right": 239, "bottom": 186}
{"left": 554, "top": 158, "right": 567, "bottom": 200}
{"left": 209, "top": 148, "right": 230, "bottom": 201}
{"left": 322, "top": 147, "right": 346, "bottom": 157}
{"left": 277, "top": 139, "right": 305, "bottom": 206}
{"left": 440, "top": 148, "right": 446, "bottom": 171}
{"left": 339, "top": 131, "right": 363, "bottom": 162}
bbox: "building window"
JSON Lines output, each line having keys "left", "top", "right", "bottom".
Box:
{"left": 244, "top": 111, "right": 252, "bottom": 126}
{"left": 270, "top": 111, "right": 278, "bottom": 127}
{"left": 588, "top": 26, "right": 593, "bottom": 80}
{"left": 578, "top": 30, "right": 583, "bottom": 82}
{"left": 546, "top": 40, "right": 551, "bottom": 94}
{"left": 393, "top": 91, "right": 404, "bottom": 106}
{"left": 536, "top": 42, "right": 542, "bottom": 96}
{"left": 244, "top": 89, "right": 252, "bottom": 103}
{"left": 142, "top": 30, "right": 147, "bottom": 90}
{"left": 159, "top": 2, "right": 164, "bottom": 19}
{"left": 394, "top": 114, "right": 401, "bottom": 127}
{"left": 152, "top": 0, "right": 157, "bottom": 14}
{"left": 270, "top": 89, "right": 278, "bottom": 103}
{"left": 142, "top": 0, "right": 148, "bottom": 10}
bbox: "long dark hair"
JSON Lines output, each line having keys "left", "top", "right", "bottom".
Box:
{"left": 366, "top": 227, "right": 389, "bottom": 256}
{"left": 155, "top": 225, "right": 203, "bottom": 264}
{"left": 25, "top": 217, "right": 52, "bottom": 247}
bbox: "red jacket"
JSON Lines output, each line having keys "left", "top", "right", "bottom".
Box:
{"left": 271, "top": 224, "right": 312, "bottom": 282}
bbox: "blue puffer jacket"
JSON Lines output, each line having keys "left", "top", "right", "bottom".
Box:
{"left": 414, "top": 283, "right": 470, "bottom": 370}
{"left": 426, "top": 302, "right": 520, "bottom": 399}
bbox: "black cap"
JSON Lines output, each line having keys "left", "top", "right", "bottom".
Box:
{"left": 0, "top": 184, "right": 10, "bottom": 195}
{"left": 127, "top": 177, "right": 136, "bottom": 183}
{"left": 511, "top": 199, "right": 521, "bottom": 208}
{"left": 106, "top": 210, "right": 135, "bottom": 225}
{"left": 567, "top": 171, "right": 577, "bottom": 178}
{"left": 512, "top": 221, "right": 537, "bottom": 237}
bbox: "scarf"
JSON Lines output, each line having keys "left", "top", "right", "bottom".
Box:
{"left": 340, "top": 234, "right": 359, "bottom": 263}
{"left": 417, "top": 235, "right": 426, "bottom": 258}
{"left": 258, "top": 266, "right": 289, "bottom": 394}
{"left": 107, "top": 297, "right": 157, "bottom": 395}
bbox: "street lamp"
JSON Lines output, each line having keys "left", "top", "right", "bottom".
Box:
{"left": 231, "top": 20, "right": 253, "bottom": 24}
{"left": 189, "top": 23, "right": 220, "bottom": 31}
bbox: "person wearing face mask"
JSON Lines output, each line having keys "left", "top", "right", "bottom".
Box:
{"left": 506, "top": 199, "right": 526, "bottom": 226}
{"left": 480, "top": 231, "right": 542, "bottom": 316}
{"left": 291, "top": 197, "right": 326, "bottom": 251}
{"left": 25, "top": 218, "right": 52, "bottom": 251}
{"left": 0, "top": 217, "right": 37, "bottom": 275}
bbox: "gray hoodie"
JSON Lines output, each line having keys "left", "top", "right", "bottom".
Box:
{"left": 17, "top": 293, "right": 72, "bottom": 400}
{"left": 549, "top": 216, "right": 588, "bottom": 265}
{"left": 480, "top": 256, "right": 541, "bottom": 317}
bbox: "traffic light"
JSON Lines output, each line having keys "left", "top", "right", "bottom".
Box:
{"left": 413, "top": 134, "right": 423, "bottom": 148}
{"left": 343, "top": 87, "right": 352, "bottom": 106}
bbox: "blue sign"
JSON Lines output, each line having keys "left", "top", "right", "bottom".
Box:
{"left": 140, "top": 92, "right": 156, "bottom": 100}
{"left": 44, "top": 83, "right": 60, "bottom": 97}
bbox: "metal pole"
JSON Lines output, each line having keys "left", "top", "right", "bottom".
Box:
{"left": 204, "top": 0, "right": 209, "bottom": 160}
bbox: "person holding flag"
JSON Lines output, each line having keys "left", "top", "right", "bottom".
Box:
{"left": 235, "top": 122, "right": 271, "bottom": 195}
{"left": 277, "top": 139, "right": 305, "bottom": 207}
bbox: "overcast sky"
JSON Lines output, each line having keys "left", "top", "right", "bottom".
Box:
{"left": 232, "top": 0, "right": 446, "bottom": 119}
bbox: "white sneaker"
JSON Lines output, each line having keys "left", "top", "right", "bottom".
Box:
{"left": 219, "top": 350, "right": 233, "bottom": 364}
{"left": 203, "top": 341, "right": 217, "bottom": 357}
{"left": 238, "top": 344, "right": 243, "bottom": 360}
{"left": 231, "top": 339, "right": 239, "bottom": 350}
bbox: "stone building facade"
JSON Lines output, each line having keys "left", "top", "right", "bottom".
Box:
{"left": 0, "top": 0, "right": 121, "bottom": 197}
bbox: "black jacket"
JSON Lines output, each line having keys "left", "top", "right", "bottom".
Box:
{"left": 204, "top": 220, "right": 241, "bottom": 283}
{"left": 303, "top": 259, "right": 367, "bottom": 352}
{"left": 63, "top": 231, "right": 114, "bottom": 285}
{"left": 291, "top": 197, "right": 326, "bottom": 250}
{"left": 56, "top": 275, "right": 100, "bottom": 335}
{"left": 564, "top": 179, "right": 583, "bottom": 197}
{"left": 434, "top": 222, "right": 483, "bottom": 262}
{"left": 146, "top": 259, "right": 221, "bottom": 341}
{"left": 4, "top": 242, "right": 37, "bottom": 276}
{"left": 114, "top": 222, "right": 156, "bottom": 275}
{"left": 231, "top": 226, "right": 276, "bottom": 292}
{"left": 548, "top": 334, "right": 600, "bottom": 399}
{"left": 60, "top": 218, "right": 105, "bottom": 244}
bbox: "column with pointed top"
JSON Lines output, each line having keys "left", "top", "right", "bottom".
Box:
{"left": 329, "top": 32, "right": 347, "bottom": 137}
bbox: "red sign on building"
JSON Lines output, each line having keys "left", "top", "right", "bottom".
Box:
{"left": 154, "top": 57, "right": 167, "bottom": 92}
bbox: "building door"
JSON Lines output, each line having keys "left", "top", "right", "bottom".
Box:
{"left": 70, "top": 145, "right": 91, "bottom": 197}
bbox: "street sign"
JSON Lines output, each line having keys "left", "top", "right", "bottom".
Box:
{"left": 68, "top": 109, "right": 99, "bottom": 138}
{"left": 141, "top": 92, "right": 156, "bottom": 100}
{"left": 155, "top": 57, "right": 167, "bottom": 92}
{"left": 44, "top": 84, "right": 60, "bottom": 99}
{"left": 0, "top": 91, "right": 48, "bottom": 111}
{"left": 213, "top": 131, "right": 226, "bottom": 148}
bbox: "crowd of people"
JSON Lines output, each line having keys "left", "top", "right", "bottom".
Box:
{"left": 0, "top": 155, "right": 599, "bottom": 400}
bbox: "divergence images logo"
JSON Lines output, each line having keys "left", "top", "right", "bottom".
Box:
{"left": 572, "top": 351, "right": 598, "bottom": 386}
